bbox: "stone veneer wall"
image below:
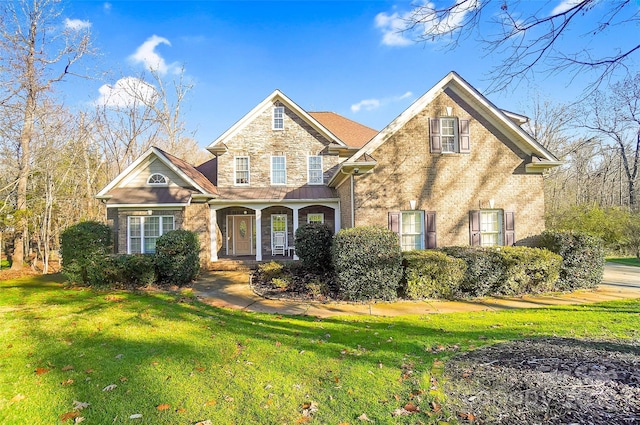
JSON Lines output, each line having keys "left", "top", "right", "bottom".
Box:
{"left": 183, "top": 202, "right": 211, "bottom": 265}
{"left": 215, "top": 102, "right": 341, "bottom": 188}
{"left": 335, "top": 178, "right": 353, "bottom": 229}
{"left": 353, "top": 88, "right": 546, "bottom": 246}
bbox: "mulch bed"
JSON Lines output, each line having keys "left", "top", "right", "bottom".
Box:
{"left": 442, "top": 337, "right": 640, "bottom": 424}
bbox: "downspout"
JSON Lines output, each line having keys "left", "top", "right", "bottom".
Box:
{"left": 350, "top": 174, "right": 355, "bottom": 227}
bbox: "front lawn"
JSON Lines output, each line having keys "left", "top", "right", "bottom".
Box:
{"left": 608, "top": 257, "right": 640, "bottom": 267}
{"left": 1, "top": 274, "right": 639, "bottom": 424}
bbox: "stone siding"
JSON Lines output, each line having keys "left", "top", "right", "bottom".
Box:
{"left": 353, "top": 88, "right": 545, "bottom": 246}
{"left": 183, "top": 202, "right": 211, "bottom": 265}
{"left": 216, "top": 102, "right": 340, "bottom": 188}
{"left": 335, "top": 178, "right": 353, "bottom": 229}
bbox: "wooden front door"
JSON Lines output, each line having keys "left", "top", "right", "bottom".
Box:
{"left": 233, "top": 216, "right": 252, "bottom": 255}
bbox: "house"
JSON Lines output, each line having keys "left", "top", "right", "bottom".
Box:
{"left": 96, "top": 71, "right": 561, "bottom": 266}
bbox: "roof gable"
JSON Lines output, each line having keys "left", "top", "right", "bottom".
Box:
{"left": 348, "top": 71, "right": 559, "bottom": 164}
{"left": 207, "top": 90, "right": 348, "bottom": 152}
{"left": 96, "top": 147, "right": 217, "bottom": 198}
{"left": 308, "top": 112, "right": 378, "bottom": 148}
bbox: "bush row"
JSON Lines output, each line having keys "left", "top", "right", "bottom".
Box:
{"left": 61, "top": 222, "right": 200, "bottom": 288}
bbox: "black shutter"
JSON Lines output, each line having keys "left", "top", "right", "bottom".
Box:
{"left": 425, "top": 211, "right": 437, "bottom": 249}
{"left": 429, "top": 118, "right": 442, "bottom": 154}
{"left": 469, "top": 210, "right": 481, "bottom": 246}
{"left": 459, "top": 119, "right": 470, "bottom": 153}
{"left": 504, "top": 211, "right": 516, "bottom": 246}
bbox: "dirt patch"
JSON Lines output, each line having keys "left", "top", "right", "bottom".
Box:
{"left": 442, "top": 337, "right": 640, "bottom": 424}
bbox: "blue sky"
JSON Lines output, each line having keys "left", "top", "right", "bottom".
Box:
{"left": 60, "top": 0, "right": 639, "bottom": 149}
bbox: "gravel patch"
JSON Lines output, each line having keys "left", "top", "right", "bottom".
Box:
{"left": 442, "top": 337, "right": 640, "bottom": 424}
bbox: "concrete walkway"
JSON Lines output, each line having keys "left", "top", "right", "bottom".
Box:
{"left": 192, "top": 262, "right": 640, "bottom": 318}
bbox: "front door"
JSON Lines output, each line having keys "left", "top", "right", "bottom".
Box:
{"left": 233, "top": 216, "right": 252, "bottom": 255}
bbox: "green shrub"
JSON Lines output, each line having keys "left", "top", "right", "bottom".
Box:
{"left": 114, "top": 254, "right": 156, "bottom": 288}
{"left": 257, "top": 261, "right": 285, "bottom": 281}
{"left": 497, "top": 247, "right": 562, "bottom": 295}
{"left": 401, "top": 250, "right": 466, "bottom": 300}
{"left": 332, "top": 226, "right": 403, "bottom": 301}
{"left": 440, "top": 246, "right": 505, "bottom": 297}
{"left": 294, "top": 223, "right": 333, "bottom": 272}
{"left": 154, "top": 230, "right": 201, "bottom": 286}
{"left": 60, "top": 221, "right": 112, "bottom": 285}
{"left": 539, "top": 230, "right": 605, "bottom": 290}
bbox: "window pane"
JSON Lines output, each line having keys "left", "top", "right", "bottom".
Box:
{"left": 129, "top": 217, "right": 141, "bottom": 237}
{"left": 129, "top": 217, "right": 142, "bottom": 253}
{"left": 162, "top": 216, "right": 174, "bottom": 234}
{"left": 272, "top": 156, "right": 286, "bottom": 184}
{"left": 148, "top": 173, "right": 166, "bottom": 184}
{"left": 308, "top": 213, "right": 324, "bottom": 223}
{"left": 273, "top": 215, "right": 286, "bottom": 232}
{"left": 236, "top": 157, "right": 249, "bottom": 184}
{"left": 401, "top": 235, "right": 420, "bottom": 251}
{"left": 130, "top": 238, "right": 142, "bottom": 254}
{"left": 400, "top": 212, "right": 423, "bottom": 251}
{"left": 441, "top": 118, "right": 456, "bottom": 152}
{"left": 480, "top": 211, "right": 500, "bottom": 247}
{"left": 308, "top": 156, "right": 323, "bottom": 184}
{"left": 273, "top": 106, "right": 284, "bottom": 129}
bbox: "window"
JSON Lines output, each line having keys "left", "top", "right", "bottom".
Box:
{"left": 307, "top": 213, "right": 324, "bottom": 224}
{"left": 480, "top": 210, "right": 501, "bottom": 247}
{"left": 271, "top": 156, "right": 286, "bottom": 185}
{"left": 308, "top": 155, "right": 323, "bottom": 184}
{"left": 440, "top": 118, "right": 457, "bottom": 153}
{"left": 128, "top": 215, "right": 174, "bottom": 254}
{"left": 400, "top": 211, "right": 424, "bottom": 251}
{"left": 273, "top": 106, "right": 284, "bottom": 130}
{"left": 235, "top": 156, "right": 249, "bottom": 185}
{"left": 147, "top": 173, "right": 167, "bottom": 185}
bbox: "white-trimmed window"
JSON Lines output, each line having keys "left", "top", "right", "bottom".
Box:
{"left": 147, "top": 173, "right": 167, "bottom": 185}
{"left": 128, "top": 215, "right": 174, "bottom": 254}
{"left": 400, "top": 211, "right": 424, "bottom": 251}
{"left": 308, "top": 155, "right": 323, "bottom": 184}
{"left": 271, "top": 156, "right": 286, "bottom": 185}
{"left": 307, "top": 213, "right": 324, "bottom": 224}
{"left": 480, "top": 210, "right": 501, "bottom": 247}
{"left": 440, "top": 118, "right": 457, "bottom": 153}
{"left": 235, "top": 156, "right": 250, "bottom": 185}
{"left": 273, "top": 106, "right": 284, "bottom": 130}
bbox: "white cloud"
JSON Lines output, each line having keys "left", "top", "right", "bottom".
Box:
{"left": 351, "top": 91, "right": 413, "bottom": 113}
{"left": 103, "top": 2, "right": 112, "bottom": 13}
{"left": 94, "top": 77, "right": 158, "bottom": 108}
{"left": 64, "top": 18, "right": 91, "bottom": 31}
{"left": 551, "top": 0, "right": 583, "bottom": 15}
{"left": 128, "top": 35, "right": 179, "bottom": 75}
{"left": 376, "top": 1, "right": 480, "bottom": 47}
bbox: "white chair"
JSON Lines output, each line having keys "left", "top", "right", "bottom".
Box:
{"left": 272, "top": 231, "right": 285, "bottom": 255}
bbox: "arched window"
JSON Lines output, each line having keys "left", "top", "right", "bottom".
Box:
{"left": 147, "top": 173, "right": 167, "bottom": 185}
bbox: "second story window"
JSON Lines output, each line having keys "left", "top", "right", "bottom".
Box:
{"left": 440, "top": 118, "right": 457, "bottom": 153}
{"left": 308, "top": 155, "right": 323, "bottom": 185}
{"left": 273, "top": 106, "right": 284, "bottom": 130}
{"left": 147, "top": 173, "right": 167, "bottom": 185}
{"left": 271, "top": 156, "right": 286, "bottom": 185}
{"left": 235, "top": 156, "right": 249, "bottom": 185}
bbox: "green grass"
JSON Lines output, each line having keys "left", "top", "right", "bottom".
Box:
{"left": 1, "top": 275, "right": 639, "bottom": 424}
{"left": 608, "top": 257, "right": 640, "bottom": 267}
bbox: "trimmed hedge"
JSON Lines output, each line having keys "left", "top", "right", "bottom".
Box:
{"left": 332, "top": 226, "right": 403, "bottom": 301}
{"left": 498, "top": 247, "right": 562, "bottom": 295}
{"left": 294, "top": 223, "right": 333, "bottom": 272}
{"left": 61, "top": 221, "right": 113, "bottom": 285}
{"left": 401, "top": 250, "right": 466, "bottom": 300}
{"left": 539, "top": 230, "right": 605, "bottom": 290}
{"left": 440, "top": 246, "right": 505, "bottom": 297}
{"left": 154, "top": 229, "right": 201, "bottom": 286}
{"left": 113, "top": 254, "right": 156, "bottom": 288}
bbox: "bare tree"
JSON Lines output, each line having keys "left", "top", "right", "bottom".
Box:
{"left": 401, "top": 0, "right": 639, "bottom": 93}
{"left": 0, "top": 0, "right": 94, "bottom": 269}
{"left": 581, "top": 73, "right": 640, "bottom": 210}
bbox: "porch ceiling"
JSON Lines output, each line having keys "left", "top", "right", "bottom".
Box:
{"left": 215, "top": 186, "right": 338, "bottom": 201}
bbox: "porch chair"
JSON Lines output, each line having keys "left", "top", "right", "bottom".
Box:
{"left": 272, "top": 231, "right": 286, "bottom": 256}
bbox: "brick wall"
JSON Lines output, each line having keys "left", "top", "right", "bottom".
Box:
{"left": 215, "top": 102, "right": 340, "bottom": 188}
{"left": 183, "top": 202, "right": 211, "bottom": 265}
{"left": 353, "top": 88, "right": 546, "bottom": 246}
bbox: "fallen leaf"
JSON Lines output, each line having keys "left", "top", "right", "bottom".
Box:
{"left": 102, "top": 384, "right": 117, "bottom": 391}
{"left": 403, "top": 403, "right": 419, "bottom": 412}
{"left": 74, "top": 417, "right": 85, "bottom": 424}
{"left": 296, "top": 417, "right": 312, "bottom": 424}
{"left": 151, "top": 361, "right": 159, "bottom": 366}
{"left": 129, "top": 414, "right": 142, "bottom": 419}
{"left": 195, "top": 367, "right": 205, "bottom": 372}
{"left": 72, "top": 401, "right": 90, "bottom": 411}
{"left": 115, "top": 354, "right": 124, "bottom": 359}
{"left": 357, "top": 413, "right": 372, "bottom": 421}
{"left": 10, "top": 394, "right": 26, "bottom": 403}
{"left": 194, "top": 421, "right": 212, "bottom": 425}
{"left": 35, "top": 367, "right": 50, "bottom": 375}
{"left": 175, "top": 407, "right": 187, "bottom": 413}
{"left": 62, "top": 365, "right": 74, "bottom": 371}
{"left": 84, "top": 369, "right": 95, "bottom": 374}
{"left": 60, "top": 411, "right": 79, "bottom": 422}
{"left": 61, "top": 379, "right": 74, "bottom": 386}
{"left": 205, "top": 400, "right": 217, "bottom": 406}
{"left": 459, "top": 412, "right": 477, "bottom": 421}
{"left": 275, "top": 341, "right": 281, "bottom": 347}
{"left": 156, "top": 404, "right": 171, "bottom": 411}
{"left": 431, "top": 402, "right": 442, "bottom": 413}
{"left": 119, "top": 376, "right": 128, "bottom": 382}
{"left": 391, "top": 408, "right": 410, "bottom": 417}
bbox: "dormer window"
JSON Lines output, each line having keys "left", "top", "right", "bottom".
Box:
{"left": 147, "top": 173, "right": 167, "bottom": 185}
{"left": 273, "top": 106, "right": 284, "bottom": 130}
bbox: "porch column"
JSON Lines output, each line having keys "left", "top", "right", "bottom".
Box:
{"left": 292, "top": 206, "right": 300, "bottom": 260}
{"left": 334, "top": 205, "right": 341, "bottom": 233}
{"left": 209, "top": 207, "right": 218, "bottom": 262}
{"left": 255, "top": 208, "right": 262, "bottom": 261}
